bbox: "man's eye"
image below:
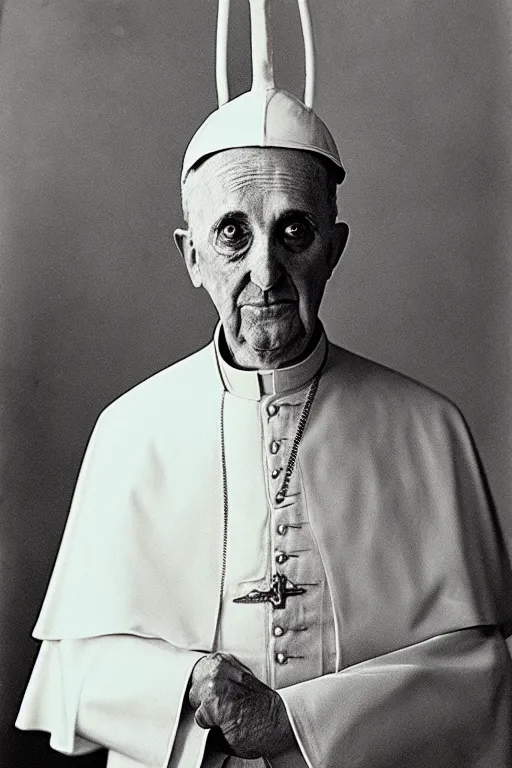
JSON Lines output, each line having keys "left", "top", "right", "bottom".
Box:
{"left": 284, "top": 222, "right": 308, "bottom": 239}
{"left": 217, "top": 221, "right": 248, "bottom": 245}
{"left": 222, "top": 224, "right": 239, "bottom": 240}
{"left": 280, "top": 219, "right": 314, "bottom": 249}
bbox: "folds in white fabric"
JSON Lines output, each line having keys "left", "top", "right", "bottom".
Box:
{"left": 17, "top": 635, "right": 207, "bottom": 768}
{"left": 279, "top": 627, "right": 512, "bottom": 768}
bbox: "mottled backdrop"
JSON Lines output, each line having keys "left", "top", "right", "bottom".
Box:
{"left": 1, "top": 1, "right": 511, "bottom": 765}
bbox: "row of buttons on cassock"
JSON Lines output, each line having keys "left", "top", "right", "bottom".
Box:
{"left": 267, "top": 411, "right": 305, "bottom": 668}
{"left": 269, "top": 438, "right": 292, "bottom": 541}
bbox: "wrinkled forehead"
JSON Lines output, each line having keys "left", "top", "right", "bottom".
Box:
{"left": 183, "top": 147, "right": 331, "bottom": 222}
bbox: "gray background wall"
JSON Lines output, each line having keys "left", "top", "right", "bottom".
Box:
{"left": 0, "top": 1, "right": 510, "bottom": 765}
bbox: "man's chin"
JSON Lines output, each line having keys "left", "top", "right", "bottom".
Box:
{"left": 242, "top": 318, "right": 300, "bottom": 349}
{"left": 223, "top": 307, "right": 311, "bottom": 367}
{"left": 241, "top": 324, "right": 307, "bottom": 366}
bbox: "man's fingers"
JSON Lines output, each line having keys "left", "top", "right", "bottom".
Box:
{"left": 189, "top": 677, "right": 216, "bottom": 710}
{"left": 193, "top": 652, "right": 254, "bottom": 683}
{"left": 194, "top": 702, "right": 216, "bottom": 730}
{"left": 211, "top": 652, "right": 254, "bottom": 677}
{"left": 191, "top": 652, "right": 257, "bottom": 702}
{"left": 188, "top": 681, "right": 201, "bottom": 711}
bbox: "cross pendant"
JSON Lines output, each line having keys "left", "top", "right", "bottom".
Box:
{"left": 233, "top": 572, "right": 306, "bottom": 610}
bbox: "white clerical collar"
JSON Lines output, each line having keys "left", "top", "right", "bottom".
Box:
{"left": 214, "top": 323, "right": 328, "bottom": 401}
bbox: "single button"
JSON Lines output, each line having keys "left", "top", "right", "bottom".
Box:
{"left": 273, "top": 626, "right": 285, "bottom": 637}
{"left": 276, "top": 524, "right": 288, "bottom": 535}
{"left": 275, "top": 652, "right": 288, "bottom": 665}
{"left": 275, "top": 551, "right": 289, "bottom": 565}
{"left": 271, "top": 468, "right": 281, "bottom": 479}
{"left": 270, "top": 440, "right": 280, "bottom": 454}
{"left": 267, "top": 404, "right": 279, "bottom": 417}
{"left": 275, "top": 492, "right": 285, "bottom": 504}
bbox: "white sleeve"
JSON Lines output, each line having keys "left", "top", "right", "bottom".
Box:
{"left": 16, "top": 635, "right": 209, "bottom": 768}
{"left": 16, "top": 640, "right": 97, "bottom": 756}
{"left": 276, "top": 626, "right": 512, "bottom": 768}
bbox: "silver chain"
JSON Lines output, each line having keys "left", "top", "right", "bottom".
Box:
{"left": 275, "top": 371, "right": 322, "bottom": 504}
{"left": 216, "top": 362, "right": 325, "bottom": 627}
{"left": 214, "top": 390, "right": 229, "bottom": 647}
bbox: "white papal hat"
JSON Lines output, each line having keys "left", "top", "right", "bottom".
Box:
{"left": 181, "top": 0, "right": 345, "bottom": 184}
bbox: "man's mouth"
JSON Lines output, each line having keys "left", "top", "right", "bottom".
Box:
{"left": 241, "top": 302, "right": 297, "bottom": 318}
{"left": 241, "top": 299, "right": 296, "bottom": 309}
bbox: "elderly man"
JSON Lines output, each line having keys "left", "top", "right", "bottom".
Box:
{"left": 16, "top": 1, "right": 512, "bottom": 767}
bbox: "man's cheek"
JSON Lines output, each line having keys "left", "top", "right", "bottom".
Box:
{"left": 295, "top": 275, "right": 321, "bottom": 307}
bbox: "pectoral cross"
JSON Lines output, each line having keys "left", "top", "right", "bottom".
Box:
{"left": 233, "top": 572, "right": 306, "bottom": 610}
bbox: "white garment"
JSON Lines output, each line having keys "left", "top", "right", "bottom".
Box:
{"left": 16, "top": 327, "right": 512, "bottom": 767}
{"left": 18, "top": 330, "right": 331, "bottom": 768}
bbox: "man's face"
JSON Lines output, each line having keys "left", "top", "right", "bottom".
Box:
{"left": 176, "top": 147, "right": 348, "bottom": 369}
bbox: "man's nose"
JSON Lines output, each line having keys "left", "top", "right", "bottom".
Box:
{"left": 249, "top": 238, "right": 282, "bottom": 292}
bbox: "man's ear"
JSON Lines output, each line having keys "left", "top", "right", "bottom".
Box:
{"left": 327, "top": 222, "right": 349, "bottom": 275}
{"left": 174, "top": 228, "right": 202, "bottom": 288}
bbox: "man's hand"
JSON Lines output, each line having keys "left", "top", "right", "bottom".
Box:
{"left": 189, "top": 652, "right": 296, "bottom": 759}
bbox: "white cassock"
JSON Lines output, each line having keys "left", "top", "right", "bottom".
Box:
{"left": 16, "top": 326, "right": 512, "bottom": 767}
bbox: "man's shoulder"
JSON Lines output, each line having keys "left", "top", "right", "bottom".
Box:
{"left": 98, "top": 342, "right": 219, "bottom": 427}
{"left": 317, "top": 343, "right": 474, "bottom": 473}
{"left": 326, "top": 342, "right": 462, "bottom": 420}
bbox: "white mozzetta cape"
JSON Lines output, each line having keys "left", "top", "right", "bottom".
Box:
{"left": 19, "top": 339, "right": 512, "bottom": 766}
{"left": 33, "top": 341, "right": 512, "bottom": 651}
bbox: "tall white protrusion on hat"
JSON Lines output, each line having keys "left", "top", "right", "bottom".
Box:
{"left": 248, "top": 0, "right": 275, "bottom": 92}
{"left": 215, "top": 0, "right": 231, "bottom": 107}
{"left": 297, "top": 0, "right": 315, "bottom": 108}
{"left": 182, "top": 0, "right": 345, "bottom": 184}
